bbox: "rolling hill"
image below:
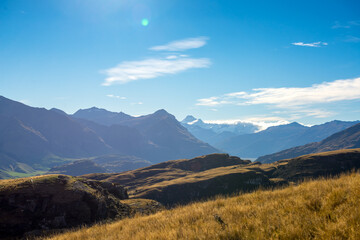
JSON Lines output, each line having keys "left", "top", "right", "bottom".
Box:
{"left": 44, "top": 172, "right": 360, "bottom": 240}
{"left": 2, "top": 149, "right": 360, "bottom": 238}
{"left": 83, "top": 149, "right": 360, "bottom": 206}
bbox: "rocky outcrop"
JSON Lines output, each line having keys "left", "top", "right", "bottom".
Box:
{"left": 0, "top": 175, "right": 130, "bottom": 238}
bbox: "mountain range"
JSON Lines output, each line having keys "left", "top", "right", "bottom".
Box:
{"left": 0, "top": 96, "right": 217, "bottom": 178}
{"left": 182, "top": 116, "right": 359, "bottom": 158}
{"left": 257, "top": 122, "right": 360, "bottom": 163}
{"left": 181, "top": 115, "right": 259, "bottom": 147}
{"left": 1, "top": 95, "right": 360, "bottom": 179}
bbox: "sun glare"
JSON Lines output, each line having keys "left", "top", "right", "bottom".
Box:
{"left": 141, "top": 18, "right": 149, "bottom": 26}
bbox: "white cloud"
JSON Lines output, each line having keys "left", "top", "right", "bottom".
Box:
{"left": 131, "top": 102, "right": 143, "bottom": 105}
{"left": 196, "top": 77, "right": 360, "bottom": 118}
{"left": 197, "top": 97, "right": 230, "bottom": 106}
{"left": 345, "top": 35, "right": 360, "bottom": 43}
{"left": 102, "top": 37, "right": 210, "bottom": 85}
{"left": 204, "top": 117, "right": 291, "bottom": 131}
{"left": 292, "top": 41, "right": 328, "bottom": 47}
{"left": 197, "top": 77, "right": 360, "bottom": 108}
{"left": 166, "top": 55, "right": 178, "bottom": 59}
{"left": 102, "top": 57, "right": 211, "bottom": 85}
{"left": 332, "top": 20, "right": 360, "bottom": 29}
{"left": 106, "top": 94, "right": 126, "bottom": 99}
{"left": 149, "top": 37, "right": 208, "bottom": 51}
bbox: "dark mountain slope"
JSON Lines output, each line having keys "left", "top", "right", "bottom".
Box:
{"left": 48, "top": 160, "right": 107, "bottom": 176}
{"left": 117, "top": 109, "right": 219, "bottom": 161}
{"left": 257, "top": 123, "right": 360, "bottom": 163}
{"left": 75, "top": 118, "right": 154, "bottom": 159}
{"left": 0, "top": 96, "right": 219, "bottom": 178}
{"left": 0, "top": 96, "right": 111, "bottom": 159}
{"left": 75, "top": 109, "right": 219, "bottom": 163}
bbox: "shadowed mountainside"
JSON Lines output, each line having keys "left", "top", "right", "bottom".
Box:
{"left": 48, "top": 155, "right": 152, "bottom": 176}
{"left": 257, "top": 122, "right": 360, "bottom": 163}
{"left": 75, "top": 109, "right": 219, "bottom": 163}
{"left": 0, "top": 96, "right": 218, "bottom": 178}
{"left": 73, "top": 107, "right": 134, "bottom": 126}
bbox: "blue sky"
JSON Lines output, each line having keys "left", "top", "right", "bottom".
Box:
{"left": 1, "top": 0, "right": 360, "bottom": 126}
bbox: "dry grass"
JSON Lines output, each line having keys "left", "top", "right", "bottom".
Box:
{"left": 0, "top": 174, "right": 64, "bottom": 190}
{"left": 43, "top": 172, "right": 360, "bottom": 240}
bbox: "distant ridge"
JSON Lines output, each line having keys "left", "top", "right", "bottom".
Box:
{"left": 257, "top": 123, "right": 360, "bottom": 163}
{"left": 73, "top": 107, "right": 134, "bottom": 126}
{"left": 216, "top": 120, "right": 360, "bottom": 158}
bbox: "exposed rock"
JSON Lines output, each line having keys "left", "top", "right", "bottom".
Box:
{"left": 0, "top": 174, "right": 130, "bottom": 238}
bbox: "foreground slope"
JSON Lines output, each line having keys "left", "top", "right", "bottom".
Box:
{"left": 45, "top": 173, "right": 360, "bottom": 240}
{"left": 84, "top": 149, "right": 360, "bottom": 206}
{"left": 258, "top": 122, "right": 360, "bottom": 163}
{"left": 0, "top": 174, "right": 161, "bottom": 238}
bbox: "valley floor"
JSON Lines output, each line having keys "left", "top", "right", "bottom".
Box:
{"left": 43, "top": 172, "right": 360, "bottom": 240}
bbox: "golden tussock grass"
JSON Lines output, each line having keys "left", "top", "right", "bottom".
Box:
{"left": 43, "top": 173, "right": 360, "bottom": 240}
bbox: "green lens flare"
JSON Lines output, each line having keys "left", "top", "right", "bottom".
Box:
{"left": 141, "top": 18, "right": 149, "bottom": 26}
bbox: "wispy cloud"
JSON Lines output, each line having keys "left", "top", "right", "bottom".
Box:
{"left": 106, "top": 94, "right": 126, "bottom": 99}
{"left": 102, "top": 37, "right": 210, "bottom": 85}
{"left": 150, "top": 37, "right": 208, "bottom": 51}
{"left": 196, "top": 77, "right": 360, "bottom": 118}
{"left": 197, "top": 77, "right": 360, "bottom": 108}
{"left": 345, "top": 35, "right": 360, "bottom": 43}
{"left": 131, "top": 102, "right": 143, "bottom": 105}
{"left": 292, "top": 41, "right": 328, "bottom": 47}
{"left": 102, "top": 56, "right": 210, "bottom": 85}
{"left": 332, "top": 20, "right": 360, "bottom": 29}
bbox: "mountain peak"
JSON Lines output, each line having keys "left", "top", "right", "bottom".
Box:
{"left": 154, "top": 109, "right": 170, "bottom": 116}
{"left": 288, "top": 122, "right": 303, "bottom": 126}
{"left": 182, "top": 115, "right": 197, "bottom": 124}
{"left": 50, "top": 108, "right": 67, "bottom": 116}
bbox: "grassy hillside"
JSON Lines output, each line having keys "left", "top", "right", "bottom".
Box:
{"left": 0, "top": 174, "right": 162, "bottom": 238}
{"left": 83, "top": 150, "right": 360, "bottom": 206}
{"left": 44, "top": 172, "right": 360, "bottom": 240}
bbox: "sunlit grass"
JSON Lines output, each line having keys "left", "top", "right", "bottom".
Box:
{"left": 2, "top": 170, "right": 47, "bottom": 178}
{"left": 43, "top": 172, "right": 360, "bottom": 240}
